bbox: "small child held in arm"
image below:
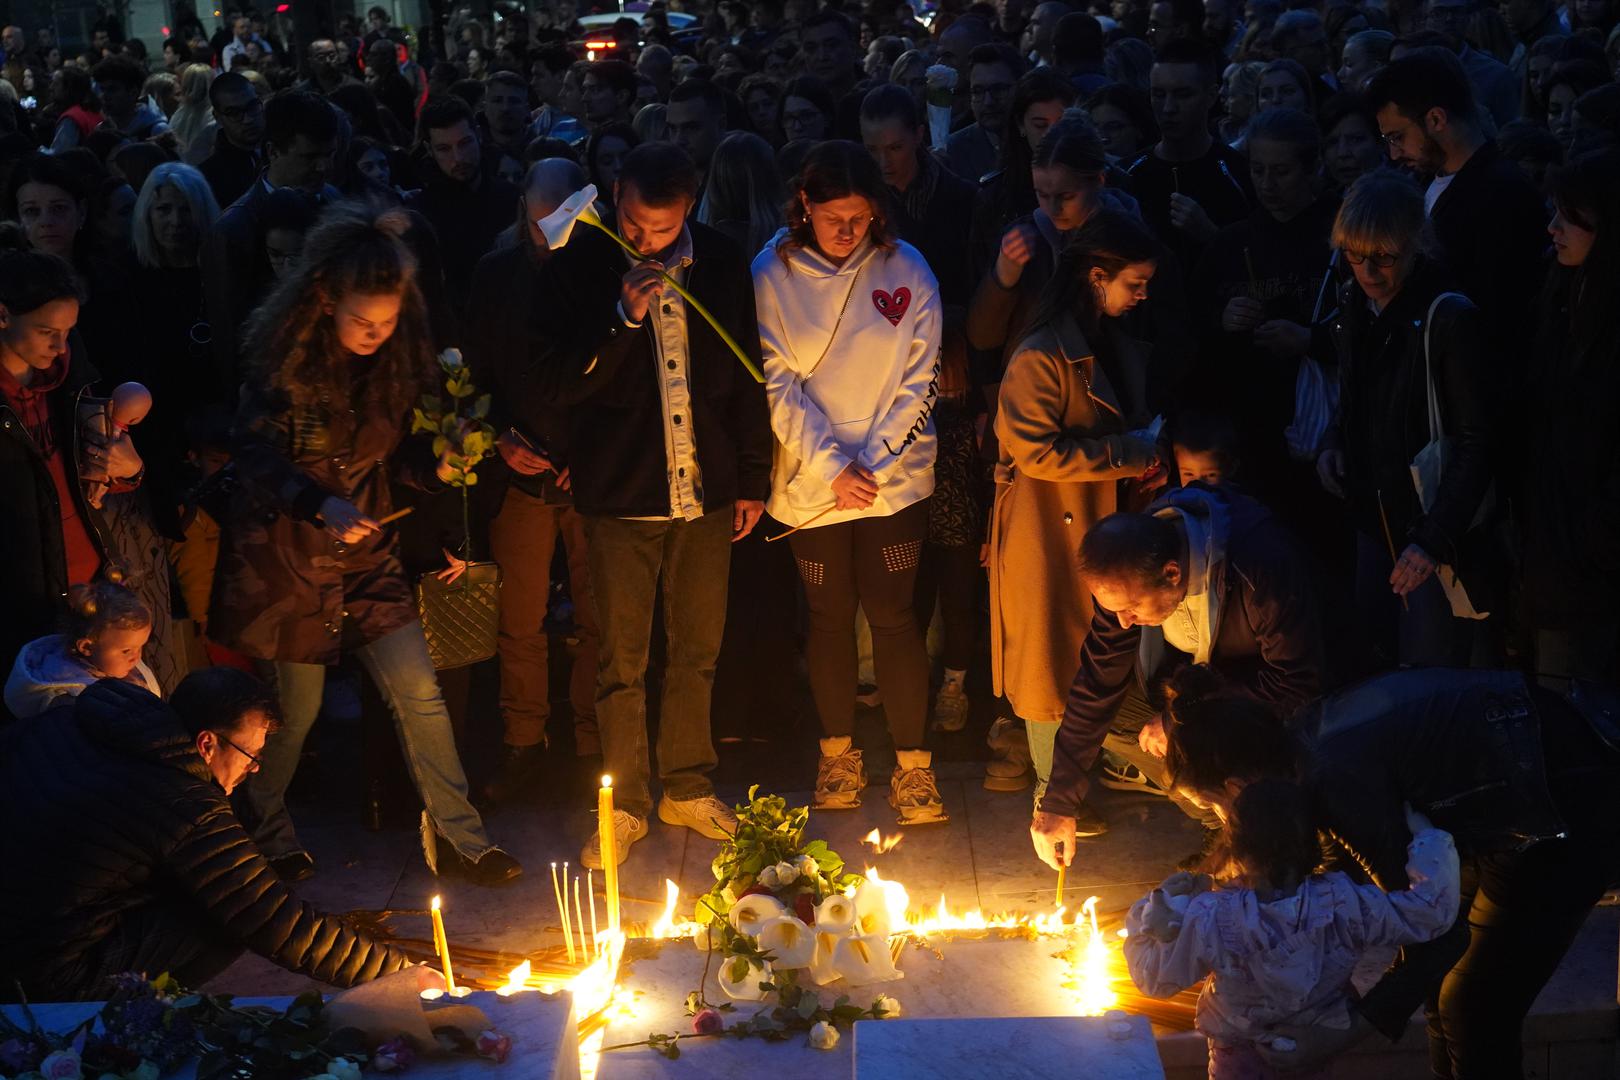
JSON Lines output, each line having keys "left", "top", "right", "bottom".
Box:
{"left": 1167, "top": 406, "right": 1242, "bottom": 490}
{"left": 1123, "top": 779, "right": 1459, "bottom": 1080}
{"left": 4, "top": 578, "right": 160, "bottom": 718}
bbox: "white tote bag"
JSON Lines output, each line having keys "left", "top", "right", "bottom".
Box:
{"left": 1408, "top": 291, "right": 1490, "bottom": 620}
{"left": 1285, "top": 252, "right": 1341, "bottom": 460}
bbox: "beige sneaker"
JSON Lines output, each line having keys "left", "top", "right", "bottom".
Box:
{"left": 813, "top": 735, "right": 867, "bottom": 809}
{"left": 580, "top": 808, "right": 648, "bottom": 869}
{"left": 983, "top": 716, "right": 1032, "bottom": 791}
{"left": 657, "top": 793, "right": 738, "bottom": 840}
{"left": 890, "top": 749, "right": 950, "bottom": 825}
{"left": 931, "top": 682, "right": 970, "bottom": 732}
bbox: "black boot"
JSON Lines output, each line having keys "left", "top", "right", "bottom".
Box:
{"left": 478, "top": 743, "right": 546, "bottom": 808}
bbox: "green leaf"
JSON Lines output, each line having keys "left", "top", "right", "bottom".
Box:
{"left": 471, "top": 394, "right": 491, "bottom": 419}
{"left": 796, "top": 994, "right": 820, "bottom": 1020}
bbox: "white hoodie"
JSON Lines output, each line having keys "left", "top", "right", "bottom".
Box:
{"left": 4, "top": 634, "right": 161, "bottom": 719}
{"left": 752, "top": 230, "right": 941, "bottom": 528}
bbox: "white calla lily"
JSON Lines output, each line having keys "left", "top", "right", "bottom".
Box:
{"left": 808, "top": 931, "right": 843, "bottom": 985}
{"left": 729, "top": 893, "right": 787, "bottom": 937}
{"left": 757, "top": 915, "right": 816, "bottom": 968}
{"left": 814, "top": 893, "right": 857, "bottom": 935}
{"left": 852, "top": 880, "right": 894, "bottom": 938}
{"left": 832, "top": 934, "right": 903, "bottom": 985}
{"left": 717, "top": 955, "right": 773, "bottom": 1001}
{"left": 535, "top": 184, "right": 602, "bottom": 249}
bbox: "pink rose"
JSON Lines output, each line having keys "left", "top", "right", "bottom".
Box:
{"left": 691, "top": 1008, "right": 725, "bottom": 1035}
{"left": 41, "top": 1049, "right": 83, "bottom": 1080}
{"left": 476, "top": 1029, "right": 512, "bottom": 1064}
{"left": 372, "top": 1036, "right": 416, "bottom": 1073}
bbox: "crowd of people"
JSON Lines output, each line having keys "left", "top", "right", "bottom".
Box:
{"left": 1, "top": 0, "right": 1618, "bottom": 1074}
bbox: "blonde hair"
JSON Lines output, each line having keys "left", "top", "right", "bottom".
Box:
{"left": 1330, "top": 170, "right": 1432, "bottom": 257}
{"left": 132, "top": 162, "right": 221, "bottom": 268}
{"left": 65, "top": 576, "right": 151, "bottom": 645}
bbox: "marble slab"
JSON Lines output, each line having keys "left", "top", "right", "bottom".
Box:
{"left": 592, "top": 933, "right": 1121, "bottom": 1079}
{"left": 1, "top": 989, "right": 580, "bottom": 1080}
{"left": 854, "top": 1014, "right": 1164, "bottom": 1079}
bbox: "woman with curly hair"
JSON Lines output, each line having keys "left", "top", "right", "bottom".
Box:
{"left": 210, "top": 202, "right": 520, "bottom": 888}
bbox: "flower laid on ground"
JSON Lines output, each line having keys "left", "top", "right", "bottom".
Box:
{"left": 873, "top": 994, "right": 902, "bottom": 1019}
{"left": 534, "top": 184, "right": 765, "bottom": 383}
{"left": 807, "top": 1021, "right": 840, "bottom": 1050}
{"left": 691, "top": 1009, "right": 725, "bottom": 1036}
{"left": 0, "top": 973, "right": 511, "bottom": 1079}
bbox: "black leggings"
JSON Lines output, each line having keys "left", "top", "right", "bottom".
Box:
{"left": 789, "top": 499, "right": 930, "bottom": 749}
{"left": 913, "top": 540, "right": 978, "bottom": 673}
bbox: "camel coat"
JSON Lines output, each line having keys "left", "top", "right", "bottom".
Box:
{"left": 989, "top": 314, "right": 1157, "bottom": 724}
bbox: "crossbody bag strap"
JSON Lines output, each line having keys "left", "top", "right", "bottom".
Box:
{"left": 1421, "top": 291, "right": 1466, "bottom": 445}
{"left": 802, "top": 262, "right": 865, "bottom": 381}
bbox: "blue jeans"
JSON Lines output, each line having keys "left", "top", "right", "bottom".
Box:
{"left": 238, "top": 621, "right": 494, "bottom": 861}
{"left": 1354, "top": 531, "right": 1473, "bottom": 667}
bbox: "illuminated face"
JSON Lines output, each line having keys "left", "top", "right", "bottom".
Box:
{"left": 0, "top": 297, "right": 79, "bottom": 373}
{"left": 1033, "top": 164, "right": 1101, "bottom": 232}
{"left": 1089, "top": 565, "right": 1185, "bottom": 628}
{"left": 1175, "top": 445, "right": 1228, "bottom": 487}
{"left": 1345, "top": 245, "right": 1417, "bottom": 308}
{"left": 201, "top": 714, "right": 270, "bottom": 794}
{"left": 78, "top": 622, "right": 151, "bottom": 680}
{"left": 331, "top": 290, "right": 402, "bottom": 356}
{"left": 615, "top": 186, "right": 692, "bottom": 259}
{"left": 804, "top": 193, "right": 874, "bottom": 263}
{"left": 1092, "top": 260, "right": 1157, "bottom": 317}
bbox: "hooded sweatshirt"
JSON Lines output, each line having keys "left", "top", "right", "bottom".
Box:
{"left": 4, "top": 634, "right": 161, "bottom": 720}
{"left": 1124, "top": 827, "right": 1459, "bottom": 1046}
{"left": 752, "top": 230, "right": 942, "bottom": 528}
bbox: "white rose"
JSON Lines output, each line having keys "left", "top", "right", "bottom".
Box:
{"left": 328, "top": 1059, "right": 362, "bottom": 1080}
{"left": 758, "top": 866, "right": 781, "bottom": 889}
{"left": 873, "top": 994, "right": 902, "bottom": 1019}
{"left": 439, "top": 347, "right": 464, "bottom": 370}
{"left": 797, "top": 854, "right": 818, "bottom": 878}
{"left": 808, "top": 1020, "right": 840, "bottom": 1050}
{"left": 773, "top": 860, "right": 799, "bottom": 885}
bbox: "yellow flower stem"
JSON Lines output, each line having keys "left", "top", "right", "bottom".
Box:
{"left": 583, "top": 218, "right": 765, "bottom": 384}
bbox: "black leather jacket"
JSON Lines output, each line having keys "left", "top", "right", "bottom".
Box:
{"left": 1292, "top": 668, "right": 1620, "bottom": 1038}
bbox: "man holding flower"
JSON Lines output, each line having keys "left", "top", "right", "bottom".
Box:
{"left": 530, "top": 142, "right": 772, "bottom": 870}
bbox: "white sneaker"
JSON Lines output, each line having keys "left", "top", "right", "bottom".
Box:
{"left": 580, "top": 809, "right": 648, "bottom": 869}
{"left": 657, "top": 793, "right": 738, "bottom": 840}
{"left": 814, "top": 735, "right": 867, "bottom": 809}
{"left": 890, "top": 749, "right": 949, "bottom": 825}
{"left": 932, "top": 681, "right": 970, "bottom": 732}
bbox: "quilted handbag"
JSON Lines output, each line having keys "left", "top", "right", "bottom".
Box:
{"left": 415, "top": 560, "right": 502, "bottom": 670}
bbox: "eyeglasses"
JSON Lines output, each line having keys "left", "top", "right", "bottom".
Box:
{"left": 970, "top": 83, "right": 1014, "bottom": 100}
{"left": 1380, "top": 122, "right": 1417, "bottom": 147}
{"left": 1342, "top": 249, "right": 1402, "bottom": 268}
{"left": 218, "top": 733, "right": 263, "bottom": 770}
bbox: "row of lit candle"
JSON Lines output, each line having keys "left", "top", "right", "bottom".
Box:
{"left": 421, "top": 776, "right": 624, "bottom": 992}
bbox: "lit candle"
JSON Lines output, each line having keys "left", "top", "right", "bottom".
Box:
{"left": 573, "top": 875, "right": 588, "bottom": 964}
{"left": 560, "top": 862, "right": 576, "bottom": 963}
{"left": 430, "top": 895, "right": 456, "bottom": 993}
{"left": 600, "top": 775, "right": 620, "bottom": 934}
{"left": 588, "top": 869, "right": 600, "bottom": 959}
{"left": 1056, "top": 865, "right": 1067, "bottom": 910}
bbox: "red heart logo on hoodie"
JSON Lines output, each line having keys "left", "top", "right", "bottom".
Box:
{"left": 871, "top": 287, "right": 911, "bottom": 326}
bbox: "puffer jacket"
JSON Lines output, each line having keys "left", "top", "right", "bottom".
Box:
{"left": 3, "top": 634, "right": 161, "bottom": 719}
{"left": 0, "top": 680, "right": 411, "bottom": 1000}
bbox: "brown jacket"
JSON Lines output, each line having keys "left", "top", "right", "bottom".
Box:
{"left": 988, "top": 315, "right": 1156, "bottom": 724}
{"left": 210, "top": 354, "right": 434, "bottom": 665}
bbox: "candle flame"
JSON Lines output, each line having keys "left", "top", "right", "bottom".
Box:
{"left": 502, "top": 960, "right": 532, "bottom": 994}
{"left": 601, "top": 774, "right": 613, "bottom": 788}
{"left": 862, "top": 828, "right": 904, "bottom": 854}
{"left": 650, "top": 878, "right": 683, "bottom": 939}
{"left": 431, "top": 895, "right": 442, "bottom": 911}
